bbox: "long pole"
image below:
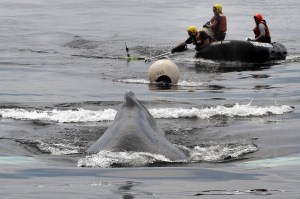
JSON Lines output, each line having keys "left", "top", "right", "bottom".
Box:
{"left": 125, "top": 42, "right": 130, "bottom": 58}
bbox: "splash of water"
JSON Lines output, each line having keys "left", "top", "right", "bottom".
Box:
{"left": 0, "top": 103, "right": 293, "bottom": 123}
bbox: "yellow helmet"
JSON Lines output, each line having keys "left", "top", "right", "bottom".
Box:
{"left": 214, "top": 4, "right": 223, "bottom": 14}
{"left": 187, "top": 26, "right": 197, "bottom": 35}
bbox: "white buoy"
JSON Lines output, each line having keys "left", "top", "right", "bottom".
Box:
{"left": 148, "top": 59, "right": 179, "bottom": 84}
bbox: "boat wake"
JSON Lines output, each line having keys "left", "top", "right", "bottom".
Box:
{"left": 285, "top": 53, "right": 300, "bottom": 63}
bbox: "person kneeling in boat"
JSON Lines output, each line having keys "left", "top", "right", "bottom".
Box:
{"left": 248, "top": 13, "right": 271, "bottom": 43}
{"left": 203, "top": 4, "right": 227, "bottom": 41}
{"left": 171, "top": 26, "right": 211, "bottom": 53}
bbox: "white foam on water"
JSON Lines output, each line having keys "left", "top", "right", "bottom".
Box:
{"left": 149, "top": 104, "right": 293, "bottom": 119}
{"left": 285, "top": 54, "right": 300, "bottom": 63}
{"left": 77, "top": 144, "right": 258, "bottom": 168}
{"left": 0, "top": 108, "right": 117, "bottom": 123}
{"left": 77, "top": 150, "right": 172, "bottom": 168}
{"left": 189, "top": 144, "right": 258, "bottom": 162}
{"left": 177, "top": 80, "right": 205, "bottom": 87}
{"left": 114, "top": 79, "right": 150, "bottom": 84}
{"left": 0, "top": 103, "right": 293, "bottom": 123}
{"left": 115, "top": 78, "right": 205, "bottom": 87}
{"left": 37, "top": 142, "right": 81, "bottom": 155}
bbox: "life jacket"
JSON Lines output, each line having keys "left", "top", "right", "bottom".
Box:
{"left": 253, "top": 20, "right": 271, "bottom": 42}
{"left": 210, "top": 14, "right": 227, "bottom": 33}
{"left": 190, "top": 32, "right": 202, "bottom": 45}
{"left": 194, "top": 33, "right": 201, "bottom": 45}
{"left": 193, "top": 31, "right": 214, "bottom": 45}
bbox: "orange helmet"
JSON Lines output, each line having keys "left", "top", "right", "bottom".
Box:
{"left": 254, "top": 13, "right": 263, "bottom": 22}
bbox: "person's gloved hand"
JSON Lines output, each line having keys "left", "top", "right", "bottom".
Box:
{"left": 172, "top": 45, "right": 187, "bottom": 53}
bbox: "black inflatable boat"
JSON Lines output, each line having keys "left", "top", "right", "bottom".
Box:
{"left": 195, "top": 40, "right": 287, "bottom": 63}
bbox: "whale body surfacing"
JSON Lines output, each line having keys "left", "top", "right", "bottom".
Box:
{"left": 86, "top": 90, "right": 187, "bottom": 161}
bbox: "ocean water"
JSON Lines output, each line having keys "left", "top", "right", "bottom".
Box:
{"left": 1, "top": 0, "right": 300, "bottom": 198}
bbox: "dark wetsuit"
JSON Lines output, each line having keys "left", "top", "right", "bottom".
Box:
{"left": 185, "top": 30, "right": 209, "bottom": 50}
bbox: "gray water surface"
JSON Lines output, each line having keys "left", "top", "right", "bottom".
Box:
{"left": 1, "top": 0, "right": 300, "bottom": 198}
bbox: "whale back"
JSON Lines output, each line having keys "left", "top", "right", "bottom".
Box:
{"left": 86, "top": 91, "right": 187, "bottom": 161}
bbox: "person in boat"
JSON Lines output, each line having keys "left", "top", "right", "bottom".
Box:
{"left": 203, "top": 4, "right": 227, "bottom": 41}
{"left": 249, "top": 13, "right": 271, "bottom": 43}
{"left": 171, "top": 26, "right": 212, "bottom": 53}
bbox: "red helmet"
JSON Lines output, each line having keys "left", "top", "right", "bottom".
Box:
{"left": 254, "top": 13, "right": 263, "bottom": 22}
